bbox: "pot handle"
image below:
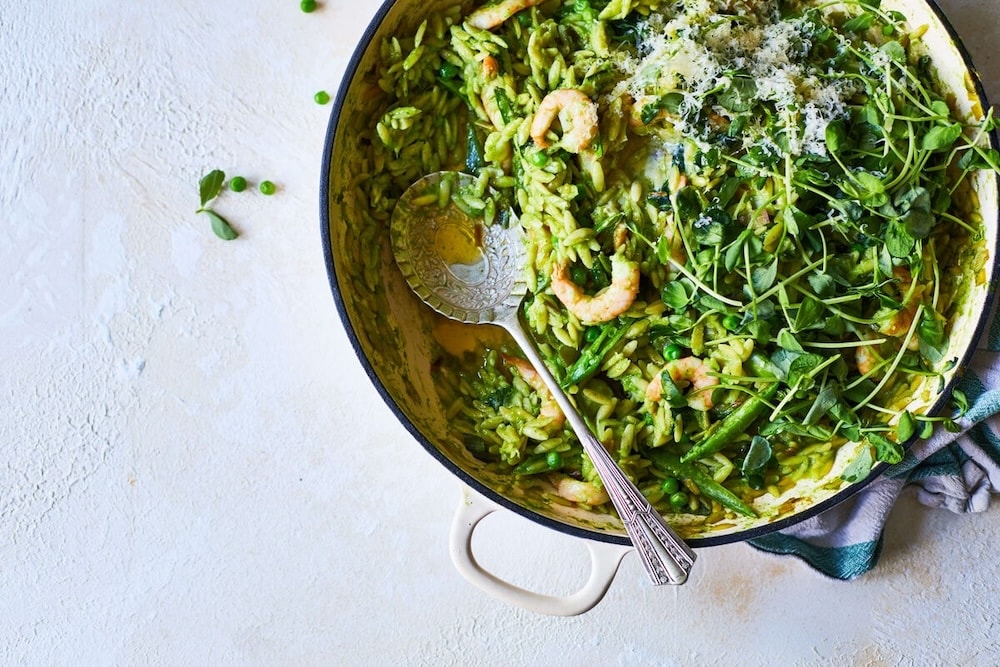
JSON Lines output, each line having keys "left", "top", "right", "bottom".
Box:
{"left": 448, "top": 487, "right": 632, "bottom": 616}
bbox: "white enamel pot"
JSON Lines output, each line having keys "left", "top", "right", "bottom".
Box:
{"left": 321, "top": 0, "right": 1000, "bottom": 615}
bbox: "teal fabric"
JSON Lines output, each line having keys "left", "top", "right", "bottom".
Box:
{"left": 747, "top": 314, "right": 1000, "bottom": 580}
{"left": 749, "top": 534, "right": 884, "bottom": 581}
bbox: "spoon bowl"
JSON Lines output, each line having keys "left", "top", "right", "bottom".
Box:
{"left": 390, "top": 171, "right": 697, "bottom": 585}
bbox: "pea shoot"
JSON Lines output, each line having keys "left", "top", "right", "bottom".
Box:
{"left": 196, "top": 169, "right": 238, "bottom": 241}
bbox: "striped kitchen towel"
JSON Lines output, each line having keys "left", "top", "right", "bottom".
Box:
{"left": 748, "top": 307, "right": 1000, "bottom": 580}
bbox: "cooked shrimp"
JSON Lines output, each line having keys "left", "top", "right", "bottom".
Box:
{"left": 481, "top": 55, "right": 499, "bottom": 79}
{"left": 503, "top": 354, "right": 565, "bottom": 427}
{"left": 553, "top": 476, "right": 610, "bottom": 506}
{"left": 468, "top": 0, "right": 545, "bottom": 30}
{"left": 855, "top": 344, "right": 880, "bottom": 376}
{"left": 530, "top": 89, "right": 599, "bottom": 154}
{"left": 646, "top": 357, "right": 719, "bottom": 411}
{"left": 551, "top": 253, "right": 640, "bottom": 324}
{"left": 880, "top": 306, "right": 917, "bottom": 337}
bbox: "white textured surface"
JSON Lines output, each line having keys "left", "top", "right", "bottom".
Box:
{"left": 2, "top": 0, "right": 999, "bottom": 664}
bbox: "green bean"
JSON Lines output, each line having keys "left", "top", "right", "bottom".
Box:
{"left": 562, "top": 319, "right": 630, "bottom": 387}
{"left": 680, "top": 354, "right": 780, "bottom": 463}
{"left": 681, "top": 381, "right": 780, "bottom": 463}
{"left": 647, "top": 450, "right": 757, "bottom": 518}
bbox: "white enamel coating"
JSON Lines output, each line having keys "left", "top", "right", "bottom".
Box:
{"left": 449, "top": 488, "right": 632, "bottom": 616}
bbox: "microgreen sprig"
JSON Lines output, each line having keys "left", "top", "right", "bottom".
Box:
{"left": 197, "top": 169, "right": 239, "bottom": 241}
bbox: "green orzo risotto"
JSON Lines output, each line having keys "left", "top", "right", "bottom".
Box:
{"left": 364, "top": 0, "right": 997, "bottom": 522}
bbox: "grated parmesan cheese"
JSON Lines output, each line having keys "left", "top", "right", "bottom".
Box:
{"left": 606, "top": 1, "right": 857, "bottom": 159}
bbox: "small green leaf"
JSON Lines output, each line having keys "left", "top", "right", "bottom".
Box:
{"left": 723, "top": 233, "right": 746, "bottom": 272}
{"left": 868, "top": 432, "right": 905, "bottom": 464}
{"left": 854, "top": 171, "right": 887, "bottom": 204}
{"left": 825, "top": 120, "right": 847, "bottom": 154}
{"left": 877, "top": 245, "right": 894, "bottom": 277}
{"left": 775, "top": 331, "right": 804, "bottom": 358}
{"left": 655, "top": 234, "right": 677, "bottom": 265}
{"left": 917, "top": 310, "right": 945, "bottom": 346}
{"left": 788, "top": 353, "right": 825, "bottom": 388}
{"left": 741, "top": 435, "right": 772, "bottom": 476}
{"left": 807, "top": 272, "right": 836, "bottom": 297}
{"left": 860, "top": 102, "right": 882, "bottom": 127}
{"left": 880, "top": 40, "right": 906, "bottom": 62}
{"left": 746, "top": 318, "right": 772, "bottom": 345}
{"left": 842, "top": 446, "right": 874, "bottom": 483}
{"left": 716, "top": 176, "right": 743, "bottom": 209}
{"left": 660, "top": 370, "right": 688, "bottom": 408}
{"left": 884, "top": 220, "right": 914, "bottom": 257}
{"left": 843, "top": 12, "right": 875, "bottom": 32}
{"left": 717, "top": 75, "right": 758, "bottom": 113}
{"left": 204, "top": 209, "right": 239, "bottom": 240}
{"left": 751, "top": 258, "right": 778, "bottom": 293}
{"left": 804, "top": 383, "right": 840, "bottom": 426}
{"left": 897, "top": 411, "right": 917, "bottom": 442}
{"left": 199, "top": 169, "right": 226, "bottom": 208}
{"left": 895, "top": 186, "right": 934, "bottom": 239}
{"left": 675, "top": 186, "right": 702, "bottom": 222}
{"left": 640, "top": 93, "right": 684, "bottom": 124}
{"left": 661, "top": 281, "right": 690, "bottom": 310}
{"left": 793, "top": 296, "right": 825, "bottom": 332}
{"left": 692, "top": 206, "right": 731, "bottom": 246}
{"left": 921, "top": 123, "right": 963, "bottom": 152}
{"left": 958, "top": 147, "right": 1000, "bottom": 171}
{"left": 951, "top": 388, "right": 969, "bottom": 417}
{"left": 930, "top": 100, "right": 950, "bottom": 118}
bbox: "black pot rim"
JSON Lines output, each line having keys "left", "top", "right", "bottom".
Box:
{"left": 320, "top": 0, "right": 1000, "bottom": 548}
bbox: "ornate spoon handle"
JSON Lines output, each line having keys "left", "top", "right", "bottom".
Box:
{"left": 503, "top": 316, "right": 696, "bottom": 586}
{"left": 579, "top": 428, "right": 696, "bottom": 584}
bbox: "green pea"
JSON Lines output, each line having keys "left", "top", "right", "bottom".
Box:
{"left": 438, "top": 63, "right": 459, "bottom": 79}
{"left": 570, "top": 265, "right": 588, "bottom": 285}
{"left": 314, "top": 90, "right": 330, "bottom": 105}
{"left": 669, "top": 491, "right": 689, "bottom": 511}
{"left": 259, "top": 180, "right": 277, "bottom": 195}
{"left": 545, "top": 451, "right": 563, "bottom": 469}
{"left": 723, "top": 314, "right": 741, "bottom": 331}
{"left": 660, "top": 477, "right": 680, "bottom": 495}
{"left": 664, "top": 343, "right": 683, "bottom": 360}
{"left": 229, "top": 176, "right": 247, "bottom": 193}
{"left": 530, "top": 150, "right": 549, "bottom": 167}
{"left": 301, "top": 0, "right": 317, "bottom": 12}
{"left": 584, "top": 326, "right": 602, "bottom": 344}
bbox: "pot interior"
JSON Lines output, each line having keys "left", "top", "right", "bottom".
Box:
{"left": 323, "top": 0, "right": 1000, "bottom": 546}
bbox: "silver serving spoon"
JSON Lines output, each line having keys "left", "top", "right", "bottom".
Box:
{"left": 390, "top": 171, "right": 696, "bottom": 586}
